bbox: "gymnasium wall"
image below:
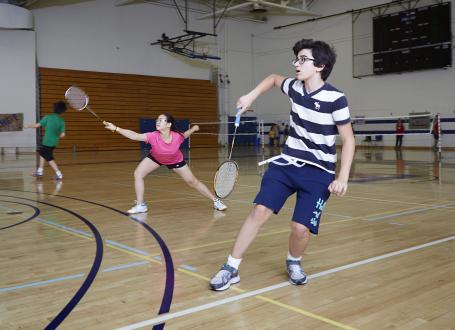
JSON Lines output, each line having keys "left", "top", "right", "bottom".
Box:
{"left": 249, "top": 0, "right": 455, "bottom": 148}
{"left": 30, "top": 0, "right": 255, "bottom": 149}
{"left": 39, "top": 67, "right": 217, "bottom": 150}
{"left": 5, "top": 0, "right": 454, "bottom": 150}
{"left": 0, "top": 29, "right": 36, "bottom": 151}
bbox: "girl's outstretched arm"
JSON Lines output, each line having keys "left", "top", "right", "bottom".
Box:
{"left": 104, "top": 121, "right": 147, "bottom": 142}
{"left": 183, "top": 125, "right": 199, "bottom": 139}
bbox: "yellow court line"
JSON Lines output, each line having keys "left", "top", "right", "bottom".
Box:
{"left": 35, "top": 219, "right": 161, "bottom": 264}
{"left": 158, "top": 228, "right": 290, "bottom": 255}
{"left": 105, "top": 244, "right": 161, "bottom": 265}
{"left": 34, "top": 217, "right": 355, "bottom": 329}
{"left": 148, "top": 201, "right": 452, "bottom": 255}
{"left": 37, "top": 221, "right": 97, "bottom": 241}
{"left": 177, "top": 268, "right": 356, "bottom": 329}
{"left": 256, "top": 296, "right": 358, "bottom": 330}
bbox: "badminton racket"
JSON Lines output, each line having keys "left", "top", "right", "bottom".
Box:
{"left": 64, "top": 86, "right": 105, "bottom": 123}
{"left": 213, "top": 109, "right": 241, "bottom": 199}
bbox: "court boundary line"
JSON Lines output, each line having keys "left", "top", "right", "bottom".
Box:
{"left": 117, "top": 235, "right": 455, "bottom": 330}
{"left": 2, "top": 189, "right": 454, "bottom": 329}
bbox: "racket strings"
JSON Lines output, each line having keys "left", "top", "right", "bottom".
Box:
{"left": 65, "top": 86, "right": 88, "bottom": 110}
{"left": 214, "top": 161, "right": 238, "bottom": 198}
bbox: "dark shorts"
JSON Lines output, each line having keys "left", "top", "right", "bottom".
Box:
{"left": 38, "top": 145, "right": 55, "bottom": 161}
{"left": 254, "top": 162, "right": 334, "bottom": 234}
{"left": 147, "top": 154, "right": 187, "bottom": 169}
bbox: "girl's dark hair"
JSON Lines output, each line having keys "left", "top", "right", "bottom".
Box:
{"left": 162, "top": 113, "right": 183, "bottom": 136}
{"left": 292, "top": 39, "right": 337, "bottom": 81}
{"left": 53, "top": 101, "right": 67, "bottom": 114}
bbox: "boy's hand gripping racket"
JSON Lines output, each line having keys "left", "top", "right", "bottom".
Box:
{"left": 64, "top": 86, "right": 105, "bottom": 124}
{"left": 213, "top": 110, "right": 241, "bottom": 199}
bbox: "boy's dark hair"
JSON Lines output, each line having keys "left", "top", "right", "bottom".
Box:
{"left": 53, "top": 101, "right": 67, "bottom": 114}
{"left": 292, "top": 39, "right": 336, "bottom": 81}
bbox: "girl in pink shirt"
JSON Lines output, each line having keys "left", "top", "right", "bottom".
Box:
{"left": 104, "top": 113, "right": 227, "bottom": 214}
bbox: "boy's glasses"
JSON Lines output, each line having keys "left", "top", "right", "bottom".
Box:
{"left": 291, "top": 56, "right": 315, "bottom": 65}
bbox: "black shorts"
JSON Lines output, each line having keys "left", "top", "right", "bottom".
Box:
{"left": 147, "top": 154, "right": 187, "bottom": 169}
{"left": 38, "top": 145, "right": 55, "bottom": 161}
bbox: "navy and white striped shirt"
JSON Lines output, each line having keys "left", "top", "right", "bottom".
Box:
{"left": 281, "top": 78, "right": 351, "bottom": 174}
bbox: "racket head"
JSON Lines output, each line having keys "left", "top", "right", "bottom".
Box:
{"left": 65, "top": 86, "right": 89, "bottom": 111}
{"left": 214, "top": 160, "right": 239, "bottom": 199}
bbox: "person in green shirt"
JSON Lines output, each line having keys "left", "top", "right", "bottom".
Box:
{"left": 25, "top": 101, "right": 66, "bottom": 180}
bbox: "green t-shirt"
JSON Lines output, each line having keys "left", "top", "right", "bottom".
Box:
{"left": 39, "top": 113, "right": 65, "bottom": 147}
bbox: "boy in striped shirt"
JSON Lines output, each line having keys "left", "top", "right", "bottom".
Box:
{"left": 210, "top": 39, "right": 355, "bottom": 291}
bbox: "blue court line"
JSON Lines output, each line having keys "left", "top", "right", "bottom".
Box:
{"left": 38, "top": 219, "right": 151, "bottom": 257}
{"left": 102, "top": 261, "right": 150, "bottom": 273}
{"left": 180, "top": 265, "right": 197, "bottom": 272}
{"left": 1, "top": 261, "right": 151, "bottom": 293}
{"left": 2, "top": 189, "right": 175, "bottom": 330}
{"left": 36, "top": 218, "right": 93, "bottom": 238}
{"left": 0, "top": 274, "right": 84, "bottom": 292}
{"left": 1, "top": 206, "right": 151, "bottom": 257}
{"left": 106, "top": 239, "right": 150, "bottom": 256}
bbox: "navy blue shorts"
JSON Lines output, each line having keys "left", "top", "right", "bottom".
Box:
{"left": 147, "top": 154, "right": 187, "bottom": 169}
{"left": 254, "top": 163, "right": 334, "bottom": 234}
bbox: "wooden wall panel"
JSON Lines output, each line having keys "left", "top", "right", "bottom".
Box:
{"left": 39, "top": 67, "right": 218, "bottom": 151}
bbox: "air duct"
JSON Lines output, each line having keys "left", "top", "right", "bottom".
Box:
{"left": 0, "top": 3, "right": 34, "bottom": 29}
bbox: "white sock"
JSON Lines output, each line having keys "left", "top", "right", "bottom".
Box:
{"left": 56, "top": 170, "right": 62, "bottom": 177}
{"left": 227, "top": 254, "right": 242, "bottom": 270}
{"left": 37, "top": 167, "right": 43, "bottom": 174}
{"left": 287, "top": 252, "right": 302, "bottom": 261}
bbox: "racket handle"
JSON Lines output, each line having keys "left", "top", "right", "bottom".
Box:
{"left": 235, "top": 108, "right": 241, "bottom": 127}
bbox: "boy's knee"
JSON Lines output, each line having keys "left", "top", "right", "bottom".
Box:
{"left": 291, "top": 222, "right": 310, "bottom": 239}
{"left": 252, "top": 204, "right": 273, "bottom": 220}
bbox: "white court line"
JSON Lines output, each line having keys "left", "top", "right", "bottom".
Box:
{"left": 117, "top": 235, "right": 455, "bottom": 330}
{"left": 347, "top": 195, "right": 455, "bottom": 208}
{"left": 366, "top": 202, "right": 455, "bottom": 221}
{"left": 108, "top": 179, "right": 354, "bottom": 220}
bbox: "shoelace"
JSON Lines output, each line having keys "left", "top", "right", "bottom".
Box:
{"left": 212, "top": 269, "right": 231, "bottom": 283}
{"left": 288, "top": 264, "right": 305, "bottom": 277}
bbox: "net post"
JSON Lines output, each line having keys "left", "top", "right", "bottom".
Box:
{"left": 437, "top": 113, "right": 442, "bottom": 156}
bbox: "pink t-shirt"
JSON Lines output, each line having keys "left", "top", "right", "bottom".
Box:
{"left": 145, "top": 131, "right": 185, "bottom": 164}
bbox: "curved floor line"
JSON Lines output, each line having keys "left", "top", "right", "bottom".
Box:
{"left": 0, "top": 200, "right": 40, "bottom": 230}
{"left": 0, "top": 189, "right": 174, "bottom": 330}
{"left": 0, "top": 194, "right": 104, "bottom": 330}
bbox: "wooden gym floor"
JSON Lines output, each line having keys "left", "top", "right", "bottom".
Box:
{"left": 1, "top": 147, "right": 454, "bottom": 329}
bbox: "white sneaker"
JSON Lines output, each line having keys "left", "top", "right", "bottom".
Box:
{"left": 213, "top": 198, "right": 227, "bottom": 211}
{"left": 127, "top": 201, "right": 148, "bottom": 214}
{"left": 53, "top": 174, "right": 63, "bottom": 180}
{"left": 31, "top": 170, "right": 43, "bottom": 178}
